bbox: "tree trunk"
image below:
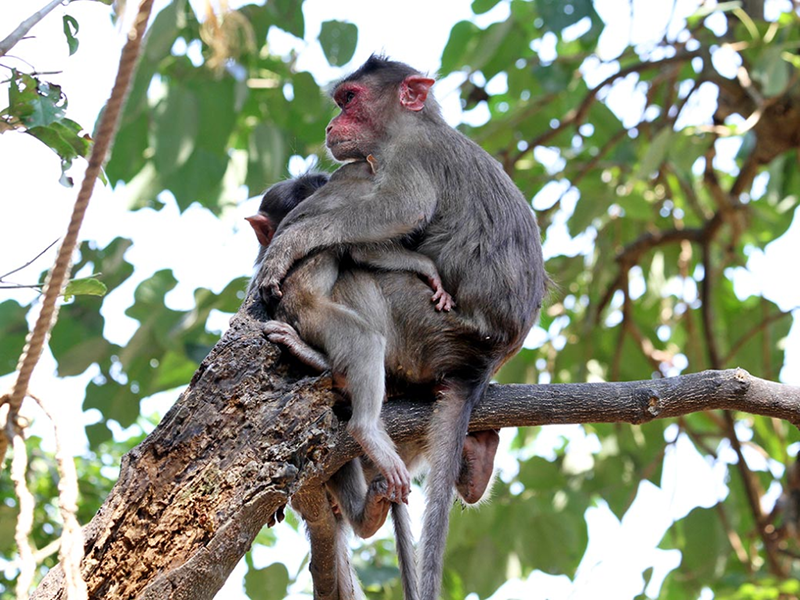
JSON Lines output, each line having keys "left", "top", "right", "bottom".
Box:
{"left": 31, "top": 296, "right": 800, "bottom": 599}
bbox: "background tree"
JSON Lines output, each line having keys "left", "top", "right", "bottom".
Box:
{"left": 1, "top": 0, "right": 799, "bottom": 599}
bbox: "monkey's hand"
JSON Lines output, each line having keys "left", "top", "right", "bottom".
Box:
{"left": 257, "top": 248, "right": 294, "bottom": 301}
{"left": 427, "top": 274, "right": 455, "bottom": 312}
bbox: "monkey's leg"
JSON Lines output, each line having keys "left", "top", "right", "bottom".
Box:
{"left": 327, "top": 459, "right": 392, "bottom": 539}
{"left": 262, "top": 320, "right": 330, "bottom": 372}
{"left": 328, "top": 461, "right": 420, "bottom": 600}
{"left": 456, "top": 429, "right": 500, "bottom": 504}
{"left": 306, "top": 302, "right": 411, "bottom": 502}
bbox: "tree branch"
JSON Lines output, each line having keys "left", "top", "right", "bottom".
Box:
{"left": 513, "top": 49, "right": 702, "bottom": 163}
{"left": 0, "top": 0, "right": 69, "bottom": 58}
{"left": 30, "top": 295, "right": 800, "bottom": 599}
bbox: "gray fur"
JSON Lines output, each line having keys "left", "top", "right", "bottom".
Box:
{"left": 253, "top": 55, "right": 546, "bottom": 600}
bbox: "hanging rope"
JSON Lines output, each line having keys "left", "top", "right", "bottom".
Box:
{"left": 1, "top": 0, "right": 155, "bottom": 464}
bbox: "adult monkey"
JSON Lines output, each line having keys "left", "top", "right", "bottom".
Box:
{"left": 254, "top": 55, "right": 547, "bottom": 600}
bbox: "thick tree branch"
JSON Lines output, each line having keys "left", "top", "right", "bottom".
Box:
{"left": 31, "top": 296, "right": 800, "bottom": 599}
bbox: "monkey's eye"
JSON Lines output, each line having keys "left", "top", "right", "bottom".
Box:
{"left": 343, "top": 90, "right": 356, "bottom": 106}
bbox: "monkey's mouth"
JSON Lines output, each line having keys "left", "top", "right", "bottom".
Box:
{"left": 327, "top": 138, "right": 361, "bottom": 160}
{"left": 326, "top": 138, "right": 354, "bottom": 149}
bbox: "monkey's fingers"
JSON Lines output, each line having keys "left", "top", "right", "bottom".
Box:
{"left": 259, "top": 277, "right": 283, "bottom": 300}
{"left": 382, "top": 464, "right": 412, "bottom": 504}
{"left": 431, "top": 288, "right": 455, "bottom": 312}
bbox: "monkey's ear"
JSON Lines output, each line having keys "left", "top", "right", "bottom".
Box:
{"left": 400, "top": 76, "right": 435, "bottom": 111}
{"left": 246, "top": 214, "right": 275, "bottom": 247}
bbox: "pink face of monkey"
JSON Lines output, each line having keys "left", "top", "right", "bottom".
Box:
{"left": 325, "top": 82, "right": 381, "bottom": 161}
{"left": 325, "top": 75, "right": 434, "bottom": 162}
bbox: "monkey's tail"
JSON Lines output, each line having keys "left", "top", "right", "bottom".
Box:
{"left": 392, "top": 502, "right": 419, "bottom": 600}
{"left": 334, "top": 515, "right": 367, "bottom": 600}
{"left": 418, "top": 375, "right": 491, "bottom": 600}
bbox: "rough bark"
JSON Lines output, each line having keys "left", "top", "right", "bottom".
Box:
{"left": 31, "top": 296, "right": 800, "bottom": 599}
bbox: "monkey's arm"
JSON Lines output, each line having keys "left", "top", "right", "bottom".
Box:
{"left": 348, "top": 245, "right": 455, "bottom": 311}
{"left": 257, "top": 165, "right": 437, "bottom": 298}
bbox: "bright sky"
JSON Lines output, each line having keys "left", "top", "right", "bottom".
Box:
{"left": 1, "top": 1, "right": 799, "bottom": 599}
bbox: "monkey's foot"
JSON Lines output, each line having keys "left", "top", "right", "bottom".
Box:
{"left": 374, "top": 453, "right": 412, "bottom": 504}
{"left": 262, "top": 321, "right": 330, "bottom": 372}
{"left": 456, "top": 429, "right": 500, "bottom": 504}
{"left": 353, "top": 433, "right": 411, "bottom": 503}
{"left": 351, "top": 478, "right": 393, "bottom": 538}
{"left": 427, "top": 275, "right": 455, "bottom": 311}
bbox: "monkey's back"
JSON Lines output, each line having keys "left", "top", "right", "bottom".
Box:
{"left": 403, "top": 123, "right": 546, "bottom": 354}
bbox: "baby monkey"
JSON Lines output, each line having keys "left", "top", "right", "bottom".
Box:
{"left": 247, "top": 156, "right": 454, "bottom": 503}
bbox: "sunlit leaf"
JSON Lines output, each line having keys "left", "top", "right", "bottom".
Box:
{"left": 0, "top": 300, "right": 27, "bottom": 376}
{"left": 244, "top": 562, "right": 290, "bottom": 600}
{"left": 63, "top": 15, "right": 80, "bottom": 56}
{"left": 319, "top": 20, "right": 358, "bottom": 67}
{"left": 63, "top": 277, "right": 108, "bottom": 300}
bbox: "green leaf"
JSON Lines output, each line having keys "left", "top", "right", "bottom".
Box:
{"left": 28, "top": 81, "right": 66, "bottom": 128}
{"left": 50, "top": 295, "right": 114, "bottom": 377}
{"left": 441, "top": 21, "right": 481, "bottom": 75}
{"left": 27, "top": 121, "right": 88, "bottom": 159}
{"left": 244, "top": 562, "right": 290, "bottom": 600}
{"left": 107, "top": 110, "right": 149, "bottom": 184}
{"left": 164, "top": 148, "right": 228, "bottom": 211}
{"left": 662, "top": 506, "right": 728, "bottom": 590}
{"left": 27, "top": 118, "right": 92, "bottom": 186}
{"left": 152, "top": 85, "right": 199, "bottom": 176}
{"left": 83, "top": 380, "right": 141, "bottom": 428}
{"left": 85, "top": 421, "right": 113, "bottom": 449}
{"left": 319, "top": 21, "right": 358, "bottom": 67}
{"left": 5, "top": 71, "right": 67, "bottom": 129}
{"left": 0, "top": 300, "right": 28, "bottom": 376}
{"left": 246, "top": 124, "right": 287, "bottom": 193}
{"left": 63, "top": 277, "right": 108, "bottom": 300}
{"left": 752, "top": 44, "right": 790, "bottom": 97}
{"left": 538, "top": 0, "right": 599, "bottom": 33}
{"left": 71, "top": 238, "right": 134, "bottom": 294}
{"left": 472, "top": 0, "right": 502, "bottom": 14}
{"left": 49, "top": 239, "right": 132, "bottom": 376}
{"left": 630, "top": 127, "right": 674, "bottom": 186}
{"left": 266, "top": 0, "right": 304, "bottom": 38}
{"left": 63, "top": 15, "right": 80, "bottom": 56}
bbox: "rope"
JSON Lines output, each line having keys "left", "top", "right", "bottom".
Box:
{"left": 2, "top": 0, "right": 155, "bottom": 455}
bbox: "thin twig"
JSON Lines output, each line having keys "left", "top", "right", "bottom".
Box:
{"left": 0, "top": 0, "right": 70, "bottom": 58}
{"left": 714, "top": 501, "right": 752, "bottom": 569}
{"left": 723, "top": 412, "right": 786, "bottom": 577}
{"left": 0, "top": 239, "right": 59, "bottom": 281}
{"left": 724, "top": 308, "right": 795, "bottom": 366}
{"left": 700, "top": 240, "right": 721, "bottom": 369}
{"left": 513, "top": 50, "right": 702, "bottom": 163}
{"left": 0, "top": 285, "right": 45, "bottom": 291}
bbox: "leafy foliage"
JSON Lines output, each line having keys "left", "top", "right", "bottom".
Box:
{"left": 3, "top": 0, "right": 800, "bottom": 599}
{"left": 1, "top": 70, "right": 91, "bottom": 185}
